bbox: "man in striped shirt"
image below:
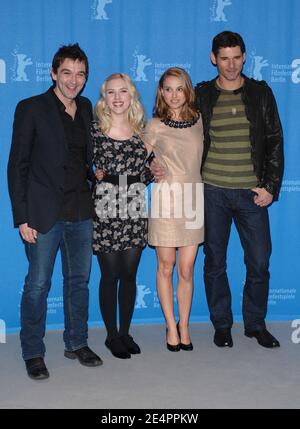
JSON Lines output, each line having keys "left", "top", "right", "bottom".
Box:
{"left": 195, "top": 31, "right": 283, "bottom": 349}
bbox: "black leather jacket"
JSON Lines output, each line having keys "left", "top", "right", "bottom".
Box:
{"left": 195, "top": 75, "right": 284, "bottom": 200}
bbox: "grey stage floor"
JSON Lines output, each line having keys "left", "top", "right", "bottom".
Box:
{"left": 0, "top": 322, "right": 299, "bottom": 409}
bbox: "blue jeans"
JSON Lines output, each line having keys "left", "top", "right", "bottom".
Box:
{"left": 204, "top": 184, "right": 272, "bottom": 331}
{"left": 20, "top": 219, "right": 93, "bottom": 360}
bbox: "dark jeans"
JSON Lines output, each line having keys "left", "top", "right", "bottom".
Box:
{"left": 20, "top": 219, "right": 93, "bottom": 360}
{"left": 204, "top": 184, "right": 272, "bottom": 331}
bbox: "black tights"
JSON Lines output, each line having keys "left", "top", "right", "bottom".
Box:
{"left": 97, "top": 248, "right": 142, "bottom": 340}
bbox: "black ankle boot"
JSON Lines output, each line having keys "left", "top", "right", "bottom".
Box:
{"left": 105, "top": 338, "right": 131, "bottom": 359}
{"left": 120, "top": 335, "right": 141, "bottom": 354}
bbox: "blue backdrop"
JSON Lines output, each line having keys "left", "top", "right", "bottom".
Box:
{"left": 1, "top": 0, "right": 299, "bottom": 333}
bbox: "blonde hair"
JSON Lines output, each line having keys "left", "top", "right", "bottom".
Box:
{"left": 153, "top": 67, "right": 198, "bottom": 121}
{"left": 95, "top": 73, "right": 145, "bottom": 135}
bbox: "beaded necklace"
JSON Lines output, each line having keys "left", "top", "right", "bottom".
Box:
{"left": 161, "top": 116, "right": 198, "bottom": 128}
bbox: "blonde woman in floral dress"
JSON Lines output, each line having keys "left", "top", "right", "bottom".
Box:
{"left": 92, "top": 73, "right": 152, "bottom": 359}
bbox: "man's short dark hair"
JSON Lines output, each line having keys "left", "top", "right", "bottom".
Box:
{"left": 212, "top": 31, "right": 246, "bottom": 56}
{"left": 52, "top": 43, "right": 89, "bottom": 77}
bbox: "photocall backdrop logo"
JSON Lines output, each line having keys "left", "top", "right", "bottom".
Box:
{"left": 135, "top": 283, "right": 152, "bottom": 309}
{"left": 267, "top": 289, "right": 297, "bottom": 307}
{"left": 280, "top": 180, "right": 300, "bottom": 194}
{"left": 240, "top": 288, "right": 297, "bottom": 308}
{"left": 11, "top": 48, "right": 33, "bottom": 82}
{"left": 291, "top": 59, "right": 300, "bottom": 84}
{"left": 47, "top": 296, "right": 63, "bottom": 315}
{"left": 291, "top": 320, "right": 300, "bottom": 344}
{"left": 248, "top": 49, "right": 297, "bottom": 84}
{"left": 91, "top": 0, "right": 112, "bottom": 20}
{"left": 131, "top": 49, "right": 152, "bottom": 82}
{"left": 210, "top": 0, "right": 232, "bottom": 22}
{"left": 10, "top": 46, "right": 51, "bottom": 83}
{"left": 248, "top": 50, "right": 269, "bottom": 81}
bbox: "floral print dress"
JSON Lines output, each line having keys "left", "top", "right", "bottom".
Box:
{"left": 91, "top": 121, "right": 151, "bottom": 253}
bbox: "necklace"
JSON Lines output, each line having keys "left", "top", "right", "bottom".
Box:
{"left": 161, "top": 116, "right": 198, "bottom": 129}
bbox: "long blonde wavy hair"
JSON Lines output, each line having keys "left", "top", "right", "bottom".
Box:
{"left": 95, "top": 73, "right": 145, "bottom": 135}
{"left": 153, "top": 67, "right": 198, "bottom": 121}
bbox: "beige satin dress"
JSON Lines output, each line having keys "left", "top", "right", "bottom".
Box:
{"left": 143, "top": 117, "right": 204, "bottom": 247}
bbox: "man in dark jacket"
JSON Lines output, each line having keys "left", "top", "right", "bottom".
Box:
{"left": 8, "top": 44, "right": 102, "bottom": 380}
{"left": 195, "top": 31, "right": 283, "bottom": 349}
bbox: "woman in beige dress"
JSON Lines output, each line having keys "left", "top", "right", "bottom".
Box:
{"left": 143, "top": 67, "right": 204, "bottom": 351}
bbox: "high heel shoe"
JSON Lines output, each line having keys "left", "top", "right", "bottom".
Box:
{"left": 177, "top": 322, "right": 193, "bottom": 351}
{"left": 166, "top": 328, "right": 180, "bottom": 352}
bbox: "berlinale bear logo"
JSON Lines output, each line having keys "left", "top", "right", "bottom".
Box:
{"left": 252, "top": 56, "right": 269, "bottom": 81}
{"left": 248, "top": 50, "right": 269, "bottom": 81}
{"left": 135, "top": 285, "right": 151, "bottom": 309}
{"left": 211, "top": 0, "right": 232, "bottom": 22}
{"left": 93, "top": 0, "right": 112, "bottom": 20}
{"left": 131, "top": 50, "right": 152, "bottom": 82}
{"left": 12, "top": 51, "right": 33, "bottom": 82}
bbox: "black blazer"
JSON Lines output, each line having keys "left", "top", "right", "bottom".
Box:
{"left": 7, "top": 87, "right": 94, "bottom": 233}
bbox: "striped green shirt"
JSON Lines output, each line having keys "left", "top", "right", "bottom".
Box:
{"left": 202, "top": 87, "right": 257, "bottom": 189}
